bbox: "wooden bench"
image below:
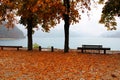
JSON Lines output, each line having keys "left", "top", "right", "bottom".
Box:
{"left": 77, "top": 45, "right": 111, "bottom": 54}
{"left": 0, "top": 46, "right": 23, "bottom": 50}
{"left": 39, "top": 46, "right": 54, "bottom": 52}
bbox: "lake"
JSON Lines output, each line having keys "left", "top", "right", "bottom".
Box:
{"left": 0, "top": 37, "right": 120, "bottom": 50}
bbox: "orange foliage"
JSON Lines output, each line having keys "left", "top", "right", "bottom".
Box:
{"left": 0, "top": 0, "right": 94, "bottom": 31}
{"left": 0, "top": 50, "right": 120, "bottom": 79}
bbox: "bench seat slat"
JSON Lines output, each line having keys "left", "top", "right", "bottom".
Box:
{"left": 77, "top": 47, "right": 110, "bottom": 50}
{"left": 82, "top": 45, "right": 102, "bottom": 48}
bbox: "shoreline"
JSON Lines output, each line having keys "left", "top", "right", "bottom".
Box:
{"left": 0, "top": 47, "right": 120, "bottom": 54}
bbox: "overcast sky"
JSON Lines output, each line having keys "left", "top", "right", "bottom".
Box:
{"left": 17, "top": 4, "right": 120, "bottom": 38}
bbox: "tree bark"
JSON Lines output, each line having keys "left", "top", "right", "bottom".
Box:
{"left": 64, "top": 14, "right": 70, "bottom": 53}
{"left": 63, "top": 0, "right": 70, "bottom": 53}
{"left": 27, "top": 18, "right": 33, "bottom": 51}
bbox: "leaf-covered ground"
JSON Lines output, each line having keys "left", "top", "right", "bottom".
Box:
{"left": 0, "top": 50, "right": 120, "bottom": 80}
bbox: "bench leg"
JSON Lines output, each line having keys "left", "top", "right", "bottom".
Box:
{"left": 81, "top": 49, "right": 84, "bottom": 53}
{"left": 1, "top": 47, "right": 3, "bottom": 50}
{"left": 39, "top": 46, "right": 41, "bottom": 51}
{"left": 17, "top": 48, "right": 19, "bottom": 50}
{"left": 51, "top": 46, "right": 54, "bottom": 52}
{"left": 104, "top": 50, "right": 106, "bottom": 54}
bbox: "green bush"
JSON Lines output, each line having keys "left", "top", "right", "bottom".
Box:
{"left": 33, "top": 43, "right": 39, "bottom": 48}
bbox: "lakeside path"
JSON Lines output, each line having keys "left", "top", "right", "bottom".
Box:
{"left": 0, "top": 50, "right": 120, "bottom": 80}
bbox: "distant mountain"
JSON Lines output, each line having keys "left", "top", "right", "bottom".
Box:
{"left": 0, "top": 25, "right": 25, "bottom": 38}
{"left": 101, "top": 31, "right": 120, "bottom": 38}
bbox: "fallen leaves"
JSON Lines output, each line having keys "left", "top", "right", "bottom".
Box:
{"left": 0, "top": 50, "right": 120, "bottom": 79}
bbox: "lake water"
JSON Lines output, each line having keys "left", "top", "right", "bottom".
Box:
{"left": 0, "top": 37, "right": 120, "bottom": 50}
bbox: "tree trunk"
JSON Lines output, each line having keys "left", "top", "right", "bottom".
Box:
{"left": 63, "top": 0, "right": 70, "bottom": 53}
{"left": 64, "top": 14, "right": 70, "bottom": 53}
{"left": 27, "top": 18, "right": 33, "bottom": 51}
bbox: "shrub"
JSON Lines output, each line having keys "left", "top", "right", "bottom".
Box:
{"left": 33, "top": 43, "right": 39, "bottom": 48}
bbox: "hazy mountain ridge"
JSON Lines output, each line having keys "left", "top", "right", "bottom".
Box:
{"left": 101, "top": 31, "right": 120, "bottom": 38}
{"left": 0, "top": 25, "right": 25, "bottom": 38}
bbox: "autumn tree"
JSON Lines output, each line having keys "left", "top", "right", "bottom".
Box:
{"left": 0, "top": 0, "right": 94, "bottom": 51}
{"left": 63, "top": 0, "right": 93, "bottom": 52}
{"left": 0, "top": 0, "right": 64, "bottom": 50}
{"left": 63, "top": 0, "right": 70, "bottom": 52}
{"left": 99, "top": 0, "right": 120, "bottom": 30}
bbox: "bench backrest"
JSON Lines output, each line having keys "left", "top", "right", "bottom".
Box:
{"left": 82, "top": 45, "right": 102, "bottom": 48}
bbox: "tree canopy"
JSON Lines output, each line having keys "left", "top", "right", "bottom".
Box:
{"left": 99, "top": 0, "right": 120, "bottom": 30}
{"left": 0, "top": 0, "right": 93, "bottom": 31}
{"left": 0, "top": 0, "right": 64, "bottom": 31}
{"left": 0, "top": 0, "right": 94, "bottom": 51}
